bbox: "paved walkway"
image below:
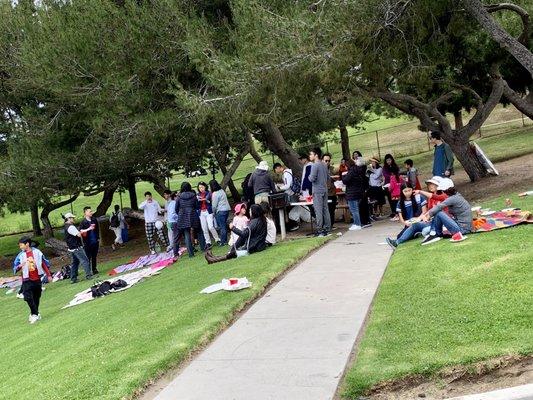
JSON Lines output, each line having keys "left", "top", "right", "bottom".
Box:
{"left": 153, "top": 221, "right": 396, "bottom": 400}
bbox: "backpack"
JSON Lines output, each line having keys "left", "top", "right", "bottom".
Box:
{"left": 61, "top": 265, "right": 71, "bottom": 280}
{"left": 286, "top": 171, "right": 301, "bottom": 195}
{"left": 91, "top": 281, "right": 112, "bottom": 298}
{"left": 110, "top": 212, "right": 120, "bottom": 228}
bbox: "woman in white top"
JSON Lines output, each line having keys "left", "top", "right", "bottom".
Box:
{"left": 367, "top": 158, "right": 386, "bottom": 217}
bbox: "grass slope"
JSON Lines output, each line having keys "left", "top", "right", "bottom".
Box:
{"left": 342, "top": 193, "right": 533, "bottom": 398}
{"left": 0, "top": 237, "right": 326, "bottom": 400}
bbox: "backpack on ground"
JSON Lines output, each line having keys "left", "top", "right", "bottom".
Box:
{"left": 110, "top": 212, "right": 120, "bottom": 228}
{"left": 91, "top": 281, "right": 112, "bottom": 298}
{"left": 61, "top": 265, "right": 71, "bottom": 280}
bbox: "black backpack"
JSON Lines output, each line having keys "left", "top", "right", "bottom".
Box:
{"left": 110, "top": 212, "right": 120, "bottom": 228}
{"left": 286, "top": 171, "right": 301, "bottom": 195}
{"left": 61, "top": 265, "right": 71, "bottom": 280}
{"left": 91, "top": 281, "right": 112, "bottom": 298}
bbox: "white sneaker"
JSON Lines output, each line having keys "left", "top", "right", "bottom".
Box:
{"left": 349, "top": 225, "right": 362, "bottom": 231}
{"left": 41, "top": 286, "right": 46, "bottom": 292}
{"left": 150, "top": 250, "right": 156, "bottom": 255}
{"left": 37, "top": 314, "right": 42, "bottom": 320}
{"left": 17, "top": 293, "right": 24, "bottom": 299}
{"left": 29, "top": 314, "right": 39, "bottom": 324}
{"left": 28, "top": 314, "right": 32, "bottom": 322}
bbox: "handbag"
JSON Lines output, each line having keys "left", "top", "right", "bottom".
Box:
{"left": 235, "top": 227, "right": 252, "bottom": 258}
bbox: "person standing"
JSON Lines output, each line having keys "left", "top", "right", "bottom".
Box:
{"left": 197, "top": 182, "right": 220, "bottom": 248}
{"left": 342, "top": 158, "right": 365, "bottom": 231}
{"left": 210, "top": 180, "right": 231, "bottom": 246}
{"left": 79, "top": 207, "right": 100, "bottom": 275}
{"left": 175, "top": 182, "right": 205, "bottom": 257}
{"left": 163, "top": 190, "right": 175, "bottom": 251}
{"left": 322, "top": 153, "right": 338, "bottom": 228}
{"left": 383, "top": 154, "right": 399, "bottom": 218}
{"left": 430, "top": 131, "right": 454, "bottom": 177}
{"left": 139, "top": 191, "right": 169, "bottom": 255}
{"left": 248, "top": 161, "right": 276, "bottom": 205}
{"left": 165, "top": 192, "right": 179, "bottom": 252}
{"left": 368, "top": 157, "right": 386, "bottom": 217}
{"left": 109, "top": 204, "right": 127, "bottom": 250}
{"left": 308, "top": 148, "right": 331, "bottom": 236}
{"left": 13, "top": 237, "right": 52, "bottom": 323}
{"left": 63, "top": 213, "right": 92, "bottom": 283}
{"left": 299, "top": 154, "right": 313, "bottom": 196}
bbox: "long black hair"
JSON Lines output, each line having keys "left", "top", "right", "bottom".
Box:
{"left": 197, "top": 181, "right": 208, "bottom": 192}
{"left": 180, "top": 182, "right": 193, "bottom": 193}
{"left": 209, "top": 180, "right": 222, "bottom": 192}
{"left": 399, "top": 183, "right": 419, "bottom": 219}
{"left": 383, "top": 154, "right": 398, "bottom": 172}
{"left": 250, "top": 204, "right": 266, "bottom": 223}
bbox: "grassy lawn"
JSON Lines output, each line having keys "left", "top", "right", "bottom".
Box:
{"left": 341, "top": 193, "right": 533, "bottom": 398}
{"left": 0, "top": 236, "right": 327, "bottom": 400}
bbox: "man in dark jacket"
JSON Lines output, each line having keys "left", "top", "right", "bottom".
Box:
{"left": 342, "top": 159, "right": 366, "bottom": 230}
{"left": 248, "top": 161, "right": 276, "bottom": 204}
{"left": 78, "top": 207, "right": 100, "bottom": 275}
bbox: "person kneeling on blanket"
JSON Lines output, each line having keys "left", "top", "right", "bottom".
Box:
{"left": 386, "top": 183, "right": 428, "bottom": 249}
{"left": 205, "top": 204, "right": 267, "bottom": 264}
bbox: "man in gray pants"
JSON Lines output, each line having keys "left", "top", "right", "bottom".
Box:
{"left": 309, "top": 148, "right": 331, "bottom": 236}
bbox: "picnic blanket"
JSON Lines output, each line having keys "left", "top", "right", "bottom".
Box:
{"left": 63, "top": 265, "right": 166, "bottom": 308}
{"left": 0, "top": 276, "right": 21, "bottom": 289}
{"left": 108, "top": 248, "right": 184, "bottom": 276}
{"left": 473, "top": 210, "right": 532, "bottom": 233}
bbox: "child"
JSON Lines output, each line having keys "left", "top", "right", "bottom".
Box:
{"left": 386, "top": 184, "right": 428, "bottom": 248}
{"left": 367, "top": 157, "right": 385, "bottom": 217}
{"left": 229, "top": 203, "right": 249, "bottom": 246}
{"left": 414, "top": 176, "right": 450, "bottom": 236}
{"left": 388, "top": 165, "right": 402, "bottom": 221}
{"left": 421, "top": 180, "right": 472, "bottom": 245}
{"left": 260, "top": 202, "right": 277, "bottom": 246}
{"left": 13, "top": 237, "right": 52, "bottom": 324}
{"left": 404, "top": 159, "right": 421, "bottom": 190}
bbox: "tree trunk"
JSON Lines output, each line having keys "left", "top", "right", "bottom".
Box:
{"left": 127, "top": 176, "right": 138, "bottom": 210}
{"left": 94, "top": 183, "right": 118, "bottom": 217}
{"left": 258, "top": 121, "right": 303, "bottom": 177}
{"left": 40, "top": 193, "right": 80, "bottom": 239}
{"left": 445, "top": 135, "right": 488, "bottom": 182}
{"left": 461, "top": 0, "right": 533, "bottom": 77}
{"left": 219, "top": 146, "right": 249, "bottom": 189}
{"left": 247, "top": 132, "right": 263, "bottom": 163}
{"left": 453, "top": 111, "right": 464, "bottom": 130}
{"left": 502, "top": 81, "right": 533, "bottom": 119}
{"left": 30, "top": 202, "right": 42, "bottom": 236}
{"left": 339, "top": 125, "right": 351, "bottom": 160}
{"left": 215, "top": 153, "right": 243, "bottom": 202}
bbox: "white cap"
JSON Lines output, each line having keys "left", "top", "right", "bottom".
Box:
{"left": 438, "top": 178, "right": 454, "bottom": 191}
{"left": 425, "top": 176, "right": 443, "bottom": 186}
{"left": 64, "top": 212, "right": 76, "bottom": 219}
{"left": 256, "top": 161, "right": 269, "bottom": 171}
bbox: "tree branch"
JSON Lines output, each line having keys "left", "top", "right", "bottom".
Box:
{"left": 501, "top": 80, "right": 533, "bottom": 118}
{"left": 486, "top": 3, "right": 530, "bottom": 45}
{"left": 461, "top": 0, "right": 533, "bottom": 77}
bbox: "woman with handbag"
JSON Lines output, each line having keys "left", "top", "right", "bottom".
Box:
{"left": 205, "top": 204, "right": 268, "bottom": 264}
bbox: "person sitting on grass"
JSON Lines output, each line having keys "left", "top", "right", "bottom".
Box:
{"left": 205, "top": 204, "right": 267, "bottom": 264}
{"left": 13, "top": 237, "right": 52, "bottom": 324}
{"left": 386, "top": 183, "right": 428, "bottom": 249}
{"left": 260, "top": 202, "right": 277, "bottom": 246}
{"left": 414, "top": 176, "right": 450, "bottom": 236}
{"left": 421, "top": 180, "right": 472, "bottom": 245}
{"left": 229, "top": 203, "right": 249, "bottom": 246}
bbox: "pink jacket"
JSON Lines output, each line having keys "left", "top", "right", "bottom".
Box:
{"left": 389, "top": 175, "right": 401, "bottom": 198}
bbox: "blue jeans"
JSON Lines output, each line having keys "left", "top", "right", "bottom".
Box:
{"left": 70, "top": 248, "right": 92, "bottom": 282}
{"left": 347, "top": 200, "right": 361, "bottom": 226}
{"left": 179, "top": 228, "right": 206, "bottom": 257}
{"left": 396, "top": 222, "right": 431, "bottom": 244}
{"left": 215, "top": 211, "right": 229, "bottom": 245}
{"left": 431, "top": 211, "right": 470, "bottom": 236}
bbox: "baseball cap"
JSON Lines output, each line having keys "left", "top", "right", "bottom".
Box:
{"left": 425, "top": 176, "right": 443, "bottom": 186}
{"left": 64, "top": 212, "right": 76, "bottom": 219}
{"left": 438, "top": 178, "right": 454, "bottom": 191}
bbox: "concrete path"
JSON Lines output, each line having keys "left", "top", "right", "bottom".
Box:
{"left": 153, "top": 221, "right": 395, "bottom": 400}
{"left": 447, "top": 384, "right": 533, "bottom": 400}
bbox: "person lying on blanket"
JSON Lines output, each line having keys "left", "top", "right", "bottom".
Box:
{"left": 385, "top": 183, "right": 428, "bottom": 249}
{"left": 420, "top": 179, "right": 472, "bottom": 245}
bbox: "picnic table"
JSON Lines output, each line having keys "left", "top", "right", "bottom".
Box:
{"left": 278, "top": 199, "right": 332, "bottom": 240}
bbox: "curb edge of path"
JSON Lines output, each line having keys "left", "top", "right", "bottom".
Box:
{"left": 134, "top": 234, "right": 337, "bottom": 400}
{"left": 332, "top": 243, "right": 394, "bottom": 400}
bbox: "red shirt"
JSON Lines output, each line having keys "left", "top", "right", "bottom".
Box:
{"left": 428, "top": 192, "right": 449, "bottom": 214}
{"left": 26, "top": 250, "right": 40, "bottom": 281}
{"left": 199, "top": 193, "right": 208, "bottom": 211}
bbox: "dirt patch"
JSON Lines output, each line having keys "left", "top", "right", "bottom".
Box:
{"left": 365, "top": 355, "right": 533, "bottom": 400}
{"left": 442, "top": 153, "right": 533, "bottom": 204}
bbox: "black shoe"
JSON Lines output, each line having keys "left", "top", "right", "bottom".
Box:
{"left": 386, "top": 237, "right": 398, "bottom": 249}
{"left": 71, "top": 279, "right": 78, "bottom": 284}
{"left": 421, "top": 234, "right": 442, "bottom": 246}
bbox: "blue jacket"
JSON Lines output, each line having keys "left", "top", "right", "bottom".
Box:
{"left": 13, "top": 247, "right": 51, "bottom": 281}
{"left": 197, "top": 191, "right": 213, "bottom": 214}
